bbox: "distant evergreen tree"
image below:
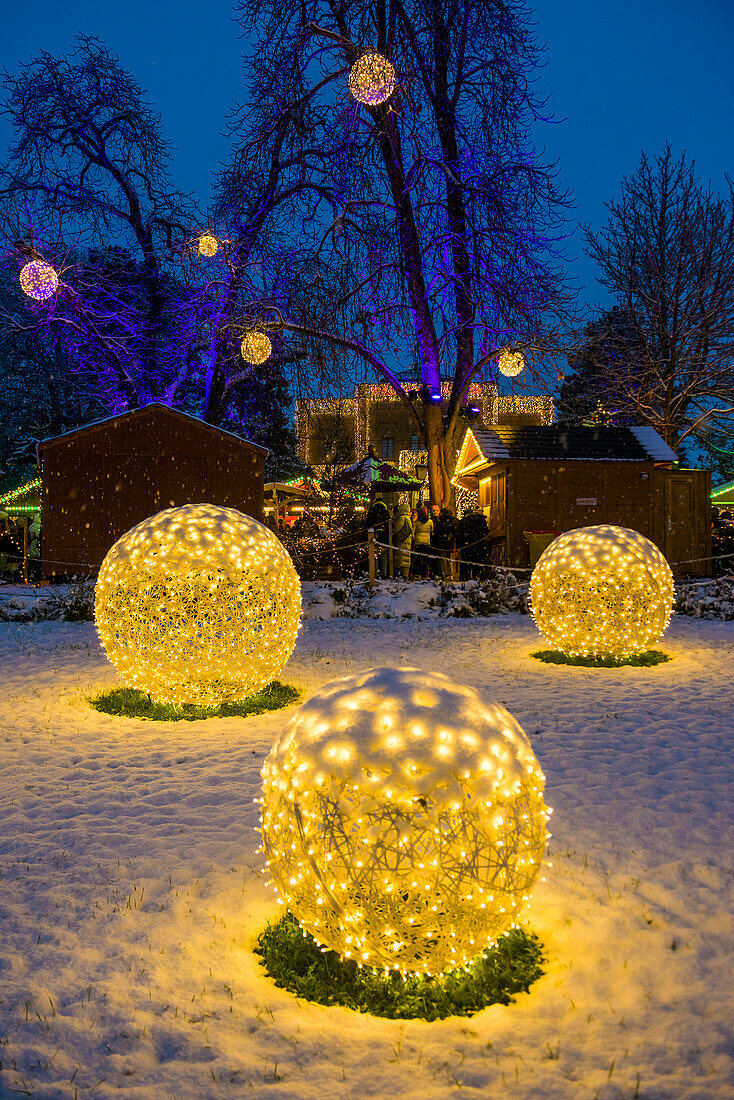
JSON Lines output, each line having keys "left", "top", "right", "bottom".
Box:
{"left": 222, "top": 355, "right": 303, "bottom": 481}
{"left": 557, "top": 308, "right": 643, "bottom": 425}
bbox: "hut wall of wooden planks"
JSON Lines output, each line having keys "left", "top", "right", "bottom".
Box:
{"left": 39, "top": 404, "right": 266, "bottom": 577}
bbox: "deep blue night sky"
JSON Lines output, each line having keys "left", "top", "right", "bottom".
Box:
{"left": 1, "top": 0, "right": 733, "bottom": 310}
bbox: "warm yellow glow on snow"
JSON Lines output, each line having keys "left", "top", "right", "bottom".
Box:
{"left": 530, "top": 524, "right": 674, "bottom": 657}
{"left": 95, "top": 503, "right": 301, "bottom": 706}
{"left": 260, "top": 667, "right": 549, "bottom": 976}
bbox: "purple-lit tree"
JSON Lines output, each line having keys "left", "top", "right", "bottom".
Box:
{"left": 227, "top": 0, "right": 570, "bottom": 504}
{"left": 0, "top": 37, "right": 195, "bottom": 411}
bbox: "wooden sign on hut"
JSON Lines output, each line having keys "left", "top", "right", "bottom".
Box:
{"left": 38, "top": 404, "right": 267, "bottom": 578}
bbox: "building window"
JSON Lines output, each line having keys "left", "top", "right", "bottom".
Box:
{"left": 411, "top": 434, "right": 420, "bottom": 451}
{"left": 381, "top": 436, "right": 394, "bottom": 459}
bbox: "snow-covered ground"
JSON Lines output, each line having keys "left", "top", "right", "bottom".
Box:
{"left": 0, "top": 614, "right": 733, "bottom": 1100}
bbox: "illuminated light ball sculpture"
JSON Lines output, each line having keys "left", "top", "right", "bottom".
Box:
{"left": 198, "top": 232, "right": 219, "bottom": 257}
{"left": 95, "top": 503, "right": 301, "bottom": 706}
{"left": 348, "top": 52, "right": 396, "bottom": 106}
{"left": 498, "top": 348, "right": 524, "bottom": 378}
{"left": 240, "top": 330, "right": 272, "bottom": 365}
{"left": 19, "top": 260, "right": 58, "bottom": 301}
{"left": 530, "top": 524, "right": 675, "bottom": 658}
{"left": 260, "top": 667, "right": 550, "bottom": 975}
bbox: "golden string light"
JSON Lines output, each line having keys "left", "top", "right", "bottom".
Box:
{"left": 260, "top": 667, "right": 550, "bottom": 976}
{"left": 498, "top": 348, "right": 525, "bottom": 378}
{"left": 198, "top": 233, "right": 219, "bottom": 257}
{"left": 95, "top": 503, "right": 301, "bottom": 706}
{"left": 530, "top": 524, "right": 675, "bottom": 657}
{"left": 19, "top": 260, "right": 59, "bottom": 301}
{"left": 241, "top": 330, "right": 272, "bottom": 365}
{"left": 348, "top": 52, "right": 397, "bottom": 106}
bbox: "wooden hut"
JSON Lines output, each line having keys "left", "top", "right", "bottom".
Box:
{"left": 453, "top": 424, "right": 711, "bottom": 575}
{"left": 39, "top": 404, "right": 267, "bottom": 577}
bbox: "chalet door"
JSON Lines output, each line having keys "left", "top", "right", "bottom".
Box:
{"left": 664, "top": 474, "right": 695, "bottom": 571}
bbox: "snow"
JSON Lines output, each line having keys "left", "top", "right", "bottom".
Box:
{"left": 0, "top": 613, "right": 733, "bottom": 1099}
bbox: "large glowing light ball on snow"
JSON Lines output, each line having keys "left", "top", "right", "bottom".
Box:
{"left": 348, "top": 52, "right": 396, "bottom": 106}
{"left": 95, "top": 504, "right": 301, "bottom": 706}
{"left": 260, "top": 667, "right": 550, "bottom": 975}
{"left": 19, "top": 260, "right": 58, "bottom": 301}
{"left": 530, "top": 524, "right": 674, "bottom": 658}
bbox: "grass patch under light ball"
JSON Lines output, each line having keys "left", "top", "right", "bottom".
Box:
{"left": 90, "top": 681, "right": 301, "bottom": 721}
{"left": 532, "top": 649, "right": 671, "bottom": 668}
{"left": 255, "top": 912, "right": 544, "bottom": 1021}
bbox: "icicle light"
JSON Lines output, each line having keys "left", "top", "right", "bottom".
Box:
{"left": 198, "top": 233, "right": 219, "bottom": 257}
{"left": 241, "top": 330, "right": 272, "bottom": 365}
{"left": 530, "top": 525, "right": 675, "bottom": 657}
{"left": 348, "top": 52, "right": 396, "bottom": 106}
{"left": 19, "top": 260, "right": 58, "bottom": 301}
{"left": 95, "top": 504, "right": 301, "bottom": 706}
{"left": 498, "top": 348, "right": 524, "bottom": 378}
{"left": 260, "top": 667, "right": 550, "bottom": 976}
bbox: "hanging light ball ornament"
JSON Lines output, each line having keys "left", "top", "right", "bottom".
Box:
{"left": 197, "top": 233, "right": 219, "bottom": 257}
{"left": 240, "top": 330, "right": 272, "bottom": 365}
{"left": 498, "top": 348, "right": 524, "bottom": 378}
{"left": 348, "top": 51, "right": 397, "bottom": 106}
{"left": 19, "top": 260, "right": 59, "bottom": 301}
{"left": 95, "top": 504, "right": 301, "bottom": 706}
{"left": 260, "top": 667, "right": 550, "bottom": 975}
{"left": 530, "top": 525, "right": 675, "bottom": 658}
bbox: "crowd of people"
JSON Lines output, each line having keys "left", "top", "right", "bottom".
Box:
{"left": 364, "top": 494, "right": 494, "bottom": 581}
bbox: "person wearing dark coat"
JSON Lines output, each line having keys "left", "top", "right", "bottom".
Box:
{"left": 365, "top": 494, "right": 390, "bottom": 577}
{"left": 456, "top": 508, "right": 490, "bottom": 580}
{"left": 432, "top": 507, "right": 457, "bottom": 579}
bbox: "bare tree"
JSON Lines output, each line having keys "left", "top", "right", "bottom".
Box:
{"left": 228, "top": 0, "right": 571, "bottom": 505}
{"left": 583, "top": 145, "right": 734, "bottom": 451}
{"left": 0, "top": 37, "right": 196, "bottom": 409}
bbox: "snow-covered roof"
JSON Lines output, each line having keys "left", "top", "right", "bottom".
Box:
{"left": 711, "top": 479, "right": 734, "bottom": 500}
{"left": 628, "top": 426, "right": 677, "bottom": 462}
{"left": 38, "top": 402, "right": 268, "bottom": 454}
{"left": 458, "top": 424, "right": 677, "bottom": 469}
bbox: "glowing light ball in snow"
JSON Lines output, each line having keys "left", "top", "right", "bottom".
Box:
{"left": 240, "top": 330, "right": 272, "bottom": 365}
{"left": 260, "top": 667, "right": 550, "bottom": 975}
{"left": 198, "top": 233, "right": 219, "bottom": 257}
{"left": 530, "top": 524, "right": 675, "bottom": 657}
{"left": 348, "top": 52, "right": 396, "bottom": 106}
{"left": 19, "top": 260, "right": 58, "bottom": 301}
{"left": 498, "top": 348, "right": 524, "bottom": 378}
{"left": 95, "top": 504, "right": 301, "bottom": 706}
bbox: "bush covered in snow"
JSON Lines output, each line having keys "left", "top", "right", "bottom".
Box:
{"left": 0, "top": 577, "right": 96, "bottom": 623}
{"left": 675, "top": 576, "right": 734, "bottom": 620}
{"left": 300, "top": 573, "right": 529, "bottom": 620}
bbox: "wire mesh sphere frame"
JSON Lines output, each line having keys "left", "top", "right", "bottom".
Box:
{"left": 19, "top": 260, "right": 59, "bottom": 301}
{"left": 530, "top": 524, "right": 675, "bottom": 658}
{"left": 197, "top": 233, "right": 219, "bottom": 257}
{"left": 498, "top": 348, "right": 524, "bottom": 378}
{"left": 240, "top": 330, "right": 272, "bottom": 365}
{"left": 348, "top": 52, "right": 397, "bottom": 106}
{"left": 260, "top": 667, "right": 550, "bottom": 976}
{"left": 95, "top": 504, "right": 302, "bottom": 707}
